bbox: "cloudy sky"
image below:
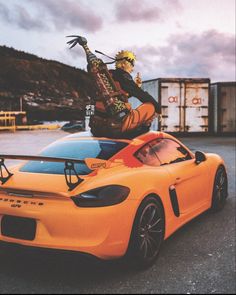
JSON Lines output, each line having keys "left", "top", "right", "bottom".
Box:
{"left": 0, "top": 0, "right": 235, "bottom": 82}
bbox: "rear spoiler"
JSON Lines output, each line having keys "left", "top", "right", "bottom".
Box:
{"left": 0, "top": 155, "right": 110, "bottom": 191}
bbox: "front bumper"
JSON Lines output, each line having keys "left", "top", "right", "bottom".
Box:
{"left": 0, "top": 194, "right": 138, "bottom": 259}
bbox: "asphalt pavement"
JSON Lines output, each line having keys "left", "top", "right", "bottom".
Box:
{"left": 0, "top": 130, "right": 235, "bottom": 294}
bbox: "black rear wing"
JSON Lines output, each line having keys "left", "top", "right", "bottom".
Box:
{"left": 0, "top": 155, "right": 87, "bottom": 191}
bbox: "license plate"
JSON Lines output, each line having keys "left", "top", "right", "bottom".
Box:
{"left": 1, "top": 215, "right": 36, "bottom": 241}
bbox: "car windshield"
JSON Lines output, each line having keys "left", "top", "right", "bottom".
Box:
{"left": 20, "top": 140, "right": 128, "bottom": 175}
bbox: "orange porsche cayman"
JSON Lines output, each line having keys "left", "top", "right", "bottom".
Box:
{"left": 0, "top": 131, "right": 228, "bottom": 268}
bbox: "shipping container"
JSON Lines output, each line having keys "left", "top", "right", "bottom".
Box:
{"left": 129, "top": 78, "right": 210, "bottom": 133}
{"left": 210, "top": 82, "right": 236, "bottom": 134}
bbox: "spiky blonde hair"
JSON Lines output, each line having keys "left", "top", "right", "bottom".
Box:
{"left": 115, "top": 50, "right": 136, "bottom": 68}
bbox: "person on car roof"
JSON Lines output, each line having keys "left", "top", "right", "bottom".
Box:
{"left": 89, "top": 50, "right": 161, "bottom": 138}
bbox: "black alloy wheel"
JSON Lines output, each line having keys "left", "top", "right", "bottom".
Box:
{"left": 127, "top": 196, "right": 165, "bottom": 269}
{"left": 211, "top": 166, "right": 228, "bottom": 212}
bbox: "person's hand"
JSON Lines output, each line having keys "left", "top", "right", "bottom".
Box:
{"left": 125, "top": 102, "right": 132, "bottom": 110}
{"left": 134, "top": 72, "right": 142, "bottom": 87}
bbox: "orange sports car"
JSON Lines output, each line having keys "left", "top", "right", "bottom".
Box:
{"left": 0, "top": 131, "right": 228, "bottom": 268}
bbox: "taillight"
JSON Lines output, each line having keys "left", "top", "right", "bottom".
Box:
{"left": 71, "top": 185, "right": 130, "bottom": 207}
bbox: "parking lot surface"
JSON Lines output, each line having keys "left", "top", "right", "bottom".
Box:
{"left": 0, "top": 130, "right": 235, "bottom": 294}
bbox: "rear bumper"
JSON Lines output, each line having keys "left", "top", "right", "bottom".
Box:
{"left": 0, "top": 195, "right": 138, "bottom": 259}
{"left": 0, "top": 240, "right": 99, "bottom": 261}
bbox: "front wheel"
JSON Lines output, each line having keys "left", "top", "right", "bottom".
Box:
{"left": 126, "top": 196, "right": 165, "bottom": 269}
{"left": 210, "top": 166, "right": 228, "bottom": 212}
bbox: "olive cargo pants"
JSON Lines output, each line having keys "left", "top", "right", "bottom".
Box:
{"left": 89, "top": 102, "right": 156, "bottom": 138}
{"left": 121, "top": 102, "right": 155, "bottom": 133}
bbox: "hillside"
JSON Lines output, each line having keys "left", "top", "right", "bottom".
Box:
{"left": 0, "top": 45, "right": 96, "bottom": 121}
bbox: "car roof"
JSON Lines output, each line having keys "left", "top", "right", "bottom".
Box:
{"left": 65, "top": 131, "right": 131, "bottom": 143}
{"left": 64, "top": 130, "right": 174, "bottom": 143}
{"left": 61, "top": 131, "right": 184, "bottom": 150}
{"left": 43, "top": 131, "right": 194, "bottom": 163}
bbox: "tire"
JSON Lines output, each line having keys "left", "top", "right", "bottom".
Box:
{"left": 210, "top": 166, "right": 228, "bottom": 212}
{"left": 127, "top": 196, "right": 165, "bottom": 269}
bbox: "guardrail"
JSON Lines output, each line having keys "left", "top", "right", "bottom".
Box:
{"left": 0, "top": 112, "right": 17, "bottom": 132}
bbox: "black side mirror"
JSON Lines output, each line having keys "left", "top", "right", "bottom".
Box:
{"left": 195, "top": 151, "right": 206, "bottom": 164}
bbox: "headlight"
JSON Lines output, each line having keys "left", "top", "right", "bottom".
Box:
{"left": 71, "top": 185, "right": 130, "bottom": 207}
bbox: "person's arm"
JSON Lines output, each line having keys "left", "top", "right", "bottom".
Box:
{"left": 119, "top": 71, "right": 161, "bottom": 113}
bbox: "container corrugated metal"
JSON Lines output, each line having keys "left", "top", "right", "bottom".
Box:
{"left": 129, "top": 78, "right": 210, "bottom": 133}
{"left": 210, "top": 82, "right": 236, "bottom": 134}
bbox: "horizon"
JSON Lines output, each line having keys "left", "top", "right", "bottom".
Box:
{"left": 1, "top": 43, "right": 235, "bottom": 84}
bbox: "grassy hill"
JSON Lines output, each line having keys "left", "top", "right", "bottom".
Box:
{"left": 0, "top": 45, "right": 96, "bottom": 121}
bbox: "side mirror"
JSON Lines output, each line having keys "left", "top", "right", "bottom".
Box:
{"left": 195, "top": 151, "right": 206, "bottom": 164}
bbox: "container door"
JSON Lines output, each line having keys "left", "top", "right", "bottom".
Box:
{"left": 184, "top": 83, "right": 209, "bottom": 132}
{"left": 219, "top": 85, "right": 236, "bottom": 133}
{"left": 160, "top": 82, "right": 182, "bottom": 132}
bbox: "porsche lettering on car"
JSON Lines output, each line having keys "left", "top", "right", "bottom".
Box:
{"left": 0, "top": 131, "right": 228, "bottom": 268}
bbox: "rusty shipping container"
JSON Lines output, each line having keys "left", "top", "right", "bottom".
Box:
{"left": 130, "top": 78, "right": 210, "bottom": 133}
{"left": 210, "top": 82, "right": 236, "bottom": 134}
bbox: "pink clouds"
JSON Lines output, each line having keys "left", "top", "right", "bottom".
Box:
{"left": 0, "top": 0, "right": 103, "bottom": 32}
{"left": 0, "top": 3, "right": 11, "bottom": 23}
{"left": 0, "top": 3, "right": 47, "bottom": 31}
{"left": 115, "top": 0, "right": 183, "bottom": 23}
{"left": 36, "top": 0, "right": 103, "bottom": 32}
{"left": 132, "top": 30, "right": 235, "bottom": 81}
{"left": 0, "top": 0, "right": 234, "bottom": 83}
{"left": 15, "top": 5, "right": 48, "bottom": 31}
{"left": 115, "top": 0, "right": 162, "bottom": 22}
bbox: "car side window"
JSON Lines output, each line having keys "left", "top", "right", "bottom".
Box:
{"left": 135, "top": 143, "right": 161, "bottom": 167}
{"left": 149, "top": 138, "right": 192, "bottom": 165}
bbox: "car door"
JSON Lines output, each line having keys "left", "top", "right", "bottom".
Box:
{"left": 149, "top": 138, "right": 210, "bottom": 214}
